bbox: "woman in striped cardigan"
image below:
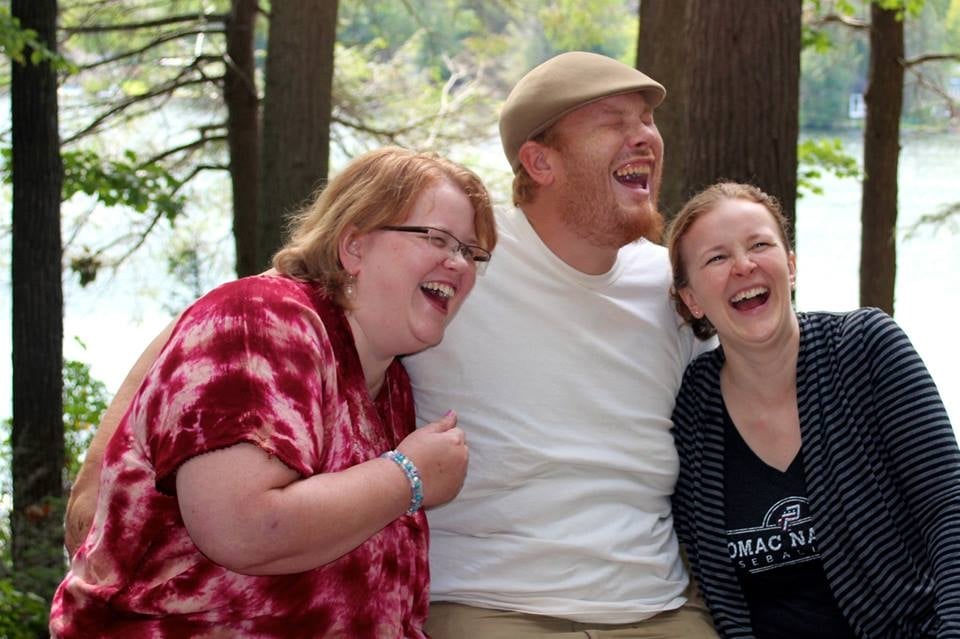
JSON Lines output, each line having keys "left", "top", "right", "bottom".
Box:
{"left": 666, "top": 182, "right": 960, "bottom": 638}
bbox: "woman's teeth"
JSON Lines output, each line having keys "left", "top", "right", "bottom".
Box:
{"left": 421, "top": 282, "right": 454, "bottom": 299}
{"left": 729, "top": 287, "right": 768, "bottom": 303}
{"left": 729, "top": 287, "right": 770, "bottom": 311}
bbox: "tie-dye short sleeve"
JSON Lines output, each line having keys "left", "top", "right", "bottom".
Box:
{"left": 136, "top": 276, "right": 334, "bottom": 486}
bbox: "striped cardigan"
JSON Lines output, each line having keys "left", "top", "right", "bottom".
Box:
{"left": 672, "top": 309, "right": 960, "bottom": 638}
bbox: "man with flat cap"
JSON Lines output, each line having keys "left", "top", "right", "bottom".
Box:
{"left": 407, "top": 51, "right": 717, "bottom": 637}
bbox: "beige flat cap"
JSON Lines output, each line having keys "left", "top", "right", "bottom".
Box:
{"left": 499, "top": 51, "right": 665, "bottom": 172}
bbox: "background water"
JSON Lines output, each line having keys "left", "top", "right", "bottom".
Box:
{"left": 794, "top": 130, "right": 958, "bottom": 430}
{"left": 0, "top": 130, "right": 958, "bottom": 437}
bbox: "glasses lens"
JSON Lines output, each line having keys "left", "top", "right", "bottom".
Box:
{"left": 422, "top": 227, "right": 489, "bottom": 274}
{"left": 424, "top": 229, "right": 452, "bottom": 251}
{"left": 470, "top": 248, "right": 490, "bottom": 275}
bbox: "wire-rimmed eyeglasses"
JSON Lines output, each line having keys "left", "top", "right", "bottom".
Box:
{"left": 380, "top": 225, "right": 492, "bottom": 275}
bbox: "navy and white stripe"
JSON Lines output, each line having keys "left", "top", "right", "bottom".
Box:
{"left": 672, "top": 308, "right": 960, "bottom": 638}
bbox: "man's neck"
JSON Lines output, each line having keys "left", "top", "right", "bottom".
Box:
{"left": 521, "top": 201, "right": 619, "bottom": 275}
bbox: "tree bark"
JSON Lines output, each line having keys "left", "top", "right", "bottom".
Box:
{"left": 11, "top": 0, "right": 66, "bottom": 601}
{"left": 638, "top": 1, "right": 801, "bottom": 241}
{"left": 257, "top": 0, "right": 338, "bottom": 269}
{"left": 637, "top": 0, "right": 690, "bottom": 222}
{"left": 224, "top": 0, "right": 260, "bottom": 277}
{"left": 859, "top": 3, "right": 903, "bottom": 314}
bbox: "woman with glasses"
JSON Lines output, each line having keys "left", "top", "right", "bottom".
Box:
{"left": 50, "top": 146, "right": 497, "bottom": 638}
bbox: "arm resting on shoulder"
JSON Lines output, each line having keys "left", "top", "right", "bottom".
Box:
{"left": 64, "top": 319, "right": 177, "bottom": 555}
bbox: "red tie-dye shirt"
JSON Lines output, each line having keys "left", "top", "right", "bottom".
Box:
{"left": 49, "top": 274, "right": 430, "bottom": 638}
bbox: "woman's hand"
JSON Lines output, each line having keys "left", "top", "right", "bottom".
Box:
{"left": 396, "top": 411, "right": 468, "bottom": 509}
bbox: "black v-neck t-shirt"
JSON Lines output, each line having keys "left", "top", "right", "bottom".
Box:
{"left": 723, "top": 404, "right": 856, "bottom": 639}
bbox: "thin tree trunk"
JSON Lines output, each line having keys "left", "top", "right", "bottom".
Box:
{"left": 224, "top": 0, "right": 260, "bottom": 277}
{"left": 860, "top": 3, "right": 903, "bottom": 314}
{"left": 257, "top": 0, "right": 338, "bottom": 269}
{"left": 11, "top": 0, "right": 65, "bottom": 601}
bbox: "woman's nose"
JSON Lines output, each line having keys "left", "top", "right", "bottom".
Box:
{"left": 732, "top": 253, "right": 756, "bottom": 275}
{"left": 443, "top": 250, "right": 471, "bottom": 272}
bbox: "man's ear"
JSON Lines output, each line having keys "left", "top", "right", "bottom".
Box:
{"left": 338, "top": 228, "right": 363, "bottom": 274}
{"left": 517, "top": 140, "right": 556, "bottom": 187}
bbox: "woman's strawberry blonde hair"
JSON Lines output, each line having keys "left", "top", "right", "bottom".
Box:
{"left": 273, "top": 146, "right": 497, "bottom": 307}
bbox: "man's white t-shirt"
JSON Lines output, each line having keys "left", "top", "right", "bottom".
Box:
{"left": 404, "top": 207, "right": 706, "bottom": 623}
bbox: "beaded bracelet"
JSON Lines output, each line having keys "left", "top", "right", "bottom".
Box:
{"left": 381, "top": 450, "right": 424, "bottom": 515}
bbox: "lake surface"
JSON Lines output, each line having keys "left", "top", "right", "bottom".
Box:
{"left": 794, "top": 130, "right": 959, "bottom": 430}
{"left": 0, "top": 129, "right": 958, "bottom": 437}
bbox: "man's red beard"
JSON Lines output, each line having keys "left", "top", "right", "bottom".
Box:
{"left": 556, "top": 157, "right": 663, "bottom": 248}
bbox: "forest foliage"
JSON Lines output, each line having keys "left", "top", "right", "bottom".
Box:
{"left": 4, "top": 0, "right": 958, "bottom": 291}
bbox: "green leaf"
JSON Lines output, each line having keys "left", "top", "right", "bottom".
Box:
{"left": 62, "top": 357, "right": 110, "bottom": 479}
{"left": 0, "top": 147, "right": 188, "bottom": 284}
{"left": 120, "top": 79, "right": 150, "bottom": 97}
{"left": 0, "top": 7, "right": 76, "bottom": 73}
{"left": 797, "top": 138, "right": 862, "bottom": 198}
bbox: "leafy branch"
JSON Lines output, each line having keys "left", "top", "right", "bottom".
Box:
{"left": 60, "top": 149, "right": 188, "bottom": 284}
{"left": 797, "top": 138, "right": 862, "bottom": 197}
{"left": 0, "top": 7, "right": 74, "bottom": 72}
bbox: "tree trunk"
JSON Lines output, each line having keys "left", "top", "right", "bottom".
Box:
{"left": 860, "top": 3, "right": 903, "bottom": 315}
{"left": 637, "top": 0, "right": 690, "bottom": 222}
{"left": 257, "top": 0, "right": 338, "bottom": 269}
{"left": 224, "top": 0, "right": 261, "bottom": 277}
{"left": 11, "top": 0, "right": 66, "bottom": 601}
{"left": 638, "top": 1, "right": 801, "bottom": 241}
